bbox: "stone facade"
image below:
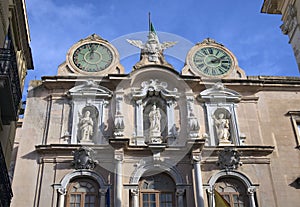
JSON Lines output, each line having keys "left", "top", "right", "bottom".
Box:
{"left": 261, "top": 0, "right": 300, "bottom": 71}
{"left": 0, "top": 0, "right": 33, "bottom": 206}
{"left": 11, "top": 31, "right": 300, "bottom": 207}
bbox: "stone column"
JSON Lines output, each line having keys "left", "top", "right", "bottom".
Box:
{"left": 99, "top": 188, "right": 107, "bottom": 207}
{"left": 207, "top": 187, "right": 215, "bottom": 207}
{"left": 248, "top": 187, "right": 256, "bottom": 207}
{"left": 192, "top": 154, "right": 204, "bottom": 207}
{"left": 176, "top": 188, "right": 185, "bottom": 207}
{"left": 57, "top": 188, "right": 66, "bottom": 207}
{"left": 114, "top": 153, "right": 123, "bottom": 207}
{"left": 131, "top": 188, "right": 139, "bottom": 207}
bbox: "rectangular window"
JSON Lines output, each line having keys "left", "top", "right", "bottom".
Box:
{"left": 141, "top": 192, "right": 174, "bottom": 207}
{"left": 159, "top": 193, "right": 173, "bottom": 207}
{"left": 287, "top": 111, "right": 300, "bottom": 148}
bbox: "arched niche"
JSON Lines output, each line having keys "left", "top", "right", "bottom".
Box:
{"left": 77, "top": 105, "right": 99, "bottom": 143}
{"left": 132, "top": 78, "right": 179, "bottom": 145}
{"left": 199, "top": 82, "right": 242, "bottom": 146}
{"left": 67, "top": 80, "right": 112, "bottom": 144}
{"left": 142, "top": 97, "right": 168, "bottom": 141}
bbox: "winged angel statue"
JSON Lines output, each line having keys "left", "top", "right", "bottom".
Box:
{"left": 127, "top": 32, "right": 177, "bottom": 66}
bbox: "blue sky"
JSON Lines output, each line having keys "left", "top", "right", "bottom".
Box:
{"left": 25, "top": 0, "right": 298, "bottom": 94}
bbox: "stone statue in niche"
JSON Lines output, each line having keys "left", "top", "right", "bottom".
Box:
{"left": 149, "top": 104, "right": 161, "bottom": 137}
{"left": 212, "top": 113, "right": 230, "bottom": 143}
{"left": 79, "top": 110, "right": 94, "bottom": 141}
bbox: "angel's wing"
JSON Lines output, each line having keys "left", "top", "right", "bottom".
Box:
{"left": 126, "top": 39, "right": 144, "bottom": 49}
{"left": 161, "top": 41, "right": 177, "bottom": 50}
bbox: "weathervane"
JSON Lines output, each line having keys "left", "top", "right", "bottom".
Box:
{"left": 127, "top": 13, "right": 177, "bottom": 67}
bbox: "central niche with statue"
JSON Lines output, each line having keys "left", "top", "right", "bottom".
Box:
{"left": 143, "top": 101, "right": 167, "bottom": 144}
{"left": 132, "top": 79, "right": 179, "bottom": 146}
{"left": 78, "top": 106, "right": 99, "bottom": 143}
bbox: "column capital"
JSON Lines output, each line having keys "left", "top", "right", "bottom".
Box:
{"left": 114, "top": 153, "right": 124, "bottom": 161}
{"left": 131, "top": 188, "right": 139, "bottom": 196}
{"left": 167, "top": 99, "right": 176, "bottom": 106}
{"left": 136, "top": 99, "right": 143, "bottom": 105}
{"left": 192, "top": 154, "right": 202, "bottom": 163}
{"left": 58, "top": 187, "right": 66, "bottom": 195}
{"left": 99, "top": 188, "right": 108, "bottom": 196}
{"left": 176, "top": 188, "right": 185, "bottom": 196}
{"left": 247, "top": 186, "right": 256, "bottom": 195}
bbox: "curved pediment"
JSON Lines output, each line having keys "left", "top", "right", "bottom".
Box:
{"left": 199, "top": 82, "right": 241, "bottom": 102}
{"left": 67, "top": 80, "right": 112, "bottom": 98}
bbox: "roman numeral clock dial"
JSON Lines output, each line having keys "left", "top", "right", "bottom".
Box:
{"left": 72, "top": 43, "right": 113, "bottom": 72}
{"left": 191, "top": 46, "right": 233, "bottom": 77}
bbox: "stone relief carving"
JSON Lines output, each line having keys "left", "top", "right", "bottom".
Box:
{"left": 132, "top": 79, "right": 179, "bottom": 100}
{"left": 132, "top": 79, "right": 179, "bottom": 145}
{"left": 71, "top": 147, "right": 98, "bottom": 170}
{"left": 216, "top": 148, "right": 242, "bottom": 171}
{"left": 68, "top": 80, "right": 112, "bottom": 144}
{"left": 127, "top": 31, "right": 176, "bottom": 68}
{"left": 212, "top": 113, "right": 230, "bottom": 143}
{"left": 114, "top": 94, "right": 125, "bottom": 137}
{"left": 187, "top": 96, "right": 200, "bottom": 138}
{"left": 149, "top": 104, "right": 161, "bottom": 137}
{"left": 281, "top": 4, "right": 298, "bottom": 35}
{"left": 79, "top": 110, "right": 94, "bottom": 141}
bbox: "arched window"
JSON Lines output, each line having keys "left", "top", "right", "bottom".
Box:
{"left": 215, "top": 178, "right": 249, "bottom": 207}
{"left": 139, "top": 172, "right": 175, "bottom": 207}
{"left": 66, "top": 178, "right": 99, "bottom": 207}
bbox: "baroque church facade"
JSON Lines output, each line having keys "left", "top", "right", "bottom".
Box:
{"left": 10, "top": 28, "right": 300, "bottom": 207}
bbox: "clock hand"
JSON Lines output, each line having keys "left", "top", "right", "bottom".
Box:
{"left": 210, "top": 58, "right": 220, "bottom": 64}
{"left": 89, "top": 45, "right": 96, "bottom": 60}
{"left": 210, "top": 56, "right": 226, "bottom": 63}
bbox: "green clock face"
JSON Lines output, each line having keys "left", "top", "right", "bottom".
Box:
{"left": 193, "top": 47, "right": 232, "bottom": 76}
{"left": 72, "top": 43, "right": 113, "bottom": 72}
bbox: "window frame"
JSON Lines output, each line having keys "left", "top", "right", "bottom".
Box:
{"left": 214, "top": 177, "right": 249, "bottom": 207}
{"left": 287, "top": 111, "right": 300, "bottom": 148}
{"left": 138, "top": 172, "right": 176, "bottom": 207}
{"left": 66, "top": 178, "right": 99, "bottom": 207}
{"left": 140, "top": 190, "right": 175, "bottom": 207}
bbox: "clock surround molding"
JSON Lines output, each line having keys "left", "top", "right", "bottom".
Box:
{"left": 182, "top": 38, "right": 245, "bottom": 79}
{"left": 59, "top": 34, "right": 124, "bottom": 76}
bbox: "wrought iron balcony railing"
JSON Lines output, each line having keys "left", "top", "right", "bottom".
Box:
{"left": 0, "top": 48, "right": 22, "bottom": 121}
{"left": 0, "top": 143, "right": 13, "bottom": 206}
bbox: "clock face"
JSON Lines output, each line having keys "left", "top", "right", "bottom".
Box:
{"left": 192, "top": 47, "right": 233, "bottom": 76}
{"left": 72, "top": 43, "right": 113, "bottom": 72}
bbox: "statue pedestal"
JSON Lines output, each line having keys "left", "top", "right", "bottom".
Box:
{"left": 219, "top": 140, "right": 233, "bottom": 146}
{"left": 80, "top": 140, "right": 94, "bottom": 144}
{"left": 150, "top": 131, "right": 161, "bottom": 137}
